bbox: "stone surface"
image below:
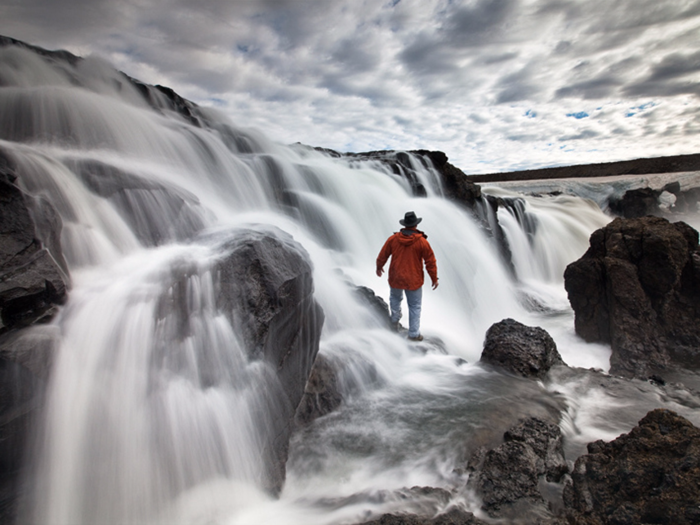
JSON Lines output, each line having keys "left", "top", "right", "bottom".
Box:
{"left": 480, "top": 318, "right": 564, "bottom": 379}
{"left": 609, "top": 187, "right": 660, "bottom": 218}
{"left": 295, "top": 353, "right": 343, "bottom": 426}
{"left": 468, "top": 417, "right": 568, "bottom": 521}
{"left": 215, "top": 229, "right": 324, "bottom": 493}
{"left": 564, "top": 216, "right": 700, "bottom": 378}
{"left": 563, "top": 409, "right": 700, "bottom": 525}
{"left": 0, "top": 172, "right": 68, "bottom": 331}
{"left": 358, "top": 508, "right": 487, "bottom": 525}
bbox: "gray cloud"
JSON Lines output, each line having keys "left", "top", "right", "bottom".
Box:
{"left": 1, "top": 0, "right": 700, "bottom": 172}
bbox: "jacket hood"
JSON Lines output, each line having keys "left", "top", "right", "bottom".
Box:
{"left": 397, "top": 228, "right": 425, "bottom": 245}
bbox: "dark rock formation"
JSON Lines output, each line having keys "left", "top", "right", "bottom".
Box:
{"left": 295, "top": 353, "right": 342, "bottom": 426}
{"left": 353, "top": 284, "right": 392, "bottom": 328}
{"left": 480, "top": 318, "right": 564, "bottom": 379}
{"left": 358, "top": 507, "right": 487, "bottom": 525}
{"left": 0, "top": 172, "right": 68, "bottom": 331}
{"left": 215, "top": 229, "right": 324, "bottom": 493}
{"left": 563, "top": 409, "right": 700, "bottom": 525}
{"left": 609, "top": 187, "right": 660, "bottom": 218}
{"left": 411, "top": 150, "right": 482, "bottom": 205}
{"left": 468, "top": 417, "right": 568, "bottom": 522}
{"left": 564, "top": 216, "right": 700, "bottom": 378}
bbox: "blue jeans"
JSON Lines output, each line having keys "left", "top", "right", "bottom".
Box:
{"left": 390, "top": 287, "right": 422, "bottom": 338}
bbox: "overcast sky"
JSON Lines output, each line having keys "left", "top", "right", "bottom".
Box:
{"left": 1, "top": 0, "right": 699, "bottom": 172}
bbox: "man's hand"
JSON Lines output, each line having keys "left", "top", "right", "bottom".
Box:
{"left": 432, "top": 280, "right": 439, "bottom": 290}
{"left": 376, "top": 268, "right": 384, "bottom": 277}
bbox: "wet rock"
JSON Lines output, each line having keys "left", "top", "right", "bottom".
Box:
{"left": 0, "top": 172, "right": 68, "bottom": 331}
{"left": 0, "top": 357, "right": 43, "bottom": 524}
{"left": 295, "top": 353, "right": 342, "bottom": 426}
{"left": 480, "top": 318, "right": 564, "bottom": 380}
{"left": 353, "top": 284, "right": 391, "bottom": 328}
{"left": 564, "top": 216, "right": 700, "bottom": 378}
{"left": 563, "top": 409, "right": 700, "bottom": 525}
{"left": 358, "top": 507, "right": 487, "bottom": 525}
{"left": 73, "top": 159, "right": 208, "bottom": 246}
{"left": 215, "top": 229, "right": 324, "bottom": 493}
{"left": 411, "top": 149, "right": 482, "bottom": 206}
{"left": 609, "top": 187, "right": 660, "bottom": 218}
{"left": 468, "top": 417, "right": 568, "bottom": 522}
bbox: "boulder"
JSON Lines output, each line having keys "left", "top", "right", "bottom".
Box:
{"left": 609, "top": 187, "right": 660, "bottom": 218}
{"left": 468, "top": 417, "right": 568, "bottom": 521}
{"left": 480, "top": 318, "right": 564, "bottom": 379}
{"left": 563, "top": 409, "right": 700, "bottom": 525}
{"left": 564, "top": 216, "right": 700, "bottom": 378}
{"left": 295, "top": 353, "right": 342, "bottom": 426}
{"left": 215, "top": 229, "right": 324, "bottom": 493}
{"left": 0, "top": 172, "right": 68, "bottom": 331}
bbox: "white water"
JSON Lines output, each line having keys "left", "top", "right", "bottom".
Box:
{"left": 2, "top": 45, "right": 699, "bottom": 524}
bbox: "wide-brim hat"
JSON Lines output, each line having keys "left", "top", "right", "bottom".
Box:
{"left": 399, "top": 211, "right": 422, "bottom": 227}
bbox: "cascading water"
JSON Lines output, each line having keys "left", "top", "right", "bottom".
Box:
{"left": 2, "top": 43, "right": 700, "bottom": 525}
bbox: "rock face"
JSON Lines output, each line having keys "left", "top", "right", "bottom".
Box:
{"left": 480, "top": 318, "right": 564, "bottom": 379}
{"left": 215, "top": 229, "right": 324, "bottom": 493}
{"left": 564, "top": 216, "right": 700, "bottom": 378}
{"left": 0, "top": 166, "right": 69, "bottom": 523}
{"left": 0, "top": 172, "right": 68, "bottom": 331}
{"left": 295, "top": 353, "right": 342, "bottom": 426}
{"left": 563, "top": 409, "right": 700, "bottom": 525}
{"left": 468, "top": 417, "right": 568, "bottom": 521}
{"left": 358, "top": 508, "right": 487, "bottom": 525}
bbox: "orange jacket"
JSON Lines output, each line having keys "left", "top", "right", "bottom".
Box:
{"left": 376, "top": 228, "right": 438, "bottom": 290}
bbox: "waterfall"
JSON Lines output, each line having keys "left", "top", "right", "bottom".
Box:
{"left": 4, "top": 43, "right": 697, "bottom": 525}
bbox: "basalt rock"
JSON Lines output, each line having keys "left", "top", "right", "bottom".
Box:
{"left": 480, "top": 318, "right": 564, "bottom": 379}
{"left": 215, "top": 229, "right": 324, "bottom": 493}
{"left": 563, "top": 409, "right": 700, "bottom": 525}
{"left": 564, "top": 216, "right": 700, "bottom": 378}
{"left": 467, "top": 417, "right": 568, "bottom": 522}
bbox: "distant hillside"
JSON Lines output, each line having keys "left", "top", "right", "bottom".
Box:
{"left": 467, "top": 153, "right": 700, "bottom": 183}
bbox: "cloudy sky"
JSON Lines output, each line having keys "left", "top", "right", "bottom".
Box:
{"left": 1, "top": 0, "right": 699, "bottom": 173}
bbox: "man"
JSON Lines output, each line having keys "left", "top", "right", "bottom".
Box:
{"left": 376, "top": 211, "right": 438, "bottom": 342}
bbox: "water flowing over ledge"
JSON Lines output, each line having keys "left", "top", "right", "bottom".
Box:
{"left": 1, "top": 36, "right": 700, "bottom": 525}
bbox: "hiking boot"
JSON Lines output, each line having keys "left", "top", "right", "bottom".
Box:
{"left": 408, "top": 335, "right": 423, "bottom": 342}
{"left": 391, "top": 321, "right": 400, "bottom": 332}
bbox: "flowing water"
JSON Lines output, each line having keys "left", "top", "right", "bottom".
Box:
{"left": 2, "top": 46, "right": 700, "bottom": 524}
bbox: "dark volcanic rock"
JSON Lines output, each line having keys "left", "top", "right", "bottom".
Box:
{"left": 215, "top": 229, "right": 324, "bottom": 493}
{"left": 564, "top": 216, "right": 700, "bottom": 378}
{"left": 609, "top": 187, "right": 660, "bottom": 218}
{"left": 411, "top": 149, "right": 482, "bottom": 205}
{"left": 563, "top": 409, "right": 700, "bottom": 525}
{"left": 358, "top": 508, "right": 487, "bottom": 525}
{"left": 480, "top": 318, "right": 564, "bottom": 379}
{"left": 468, "top": 417, "right": 568, "bottom": 521}
{"left": 295, "top": 353, "right": 342, "bottom": 426}
{"left": 0, "top": 173, "right": 68, "bottom": 331}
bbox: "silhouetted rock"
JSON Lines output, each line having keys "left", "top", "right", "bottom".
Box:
{"left": 480, "top": 318, "right": 564, "bottom": 379}
{"left": 215, "top": 229, "right": 324, "bottom": 493}
{"left": 564, "top": 216, "right": 700, "bottom": 378}
{"left": 563, "top": 409, "right": 700, "bottom": 525}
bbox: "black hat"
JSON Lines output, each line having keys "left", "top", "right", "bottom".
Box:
{"left": 399, "top": 211, "right": 422, "bottom": 227}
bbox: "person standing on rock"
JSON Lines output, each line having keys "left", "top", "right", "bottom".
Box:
{"left": 376, "top": 211, "right": 438, "bottom": 342}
